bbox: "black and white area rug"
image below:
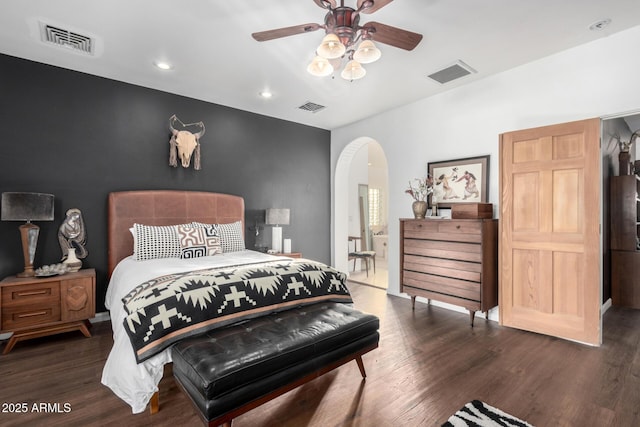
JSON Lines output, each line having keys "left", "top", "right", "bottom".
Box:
{"left": 442, "top": 400, "right": 534, "bottom": 427}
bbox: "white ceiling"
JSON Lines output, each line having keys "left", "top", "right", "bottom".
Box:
{"left": 1, "top": 1, "right": 639, "bottom": 130}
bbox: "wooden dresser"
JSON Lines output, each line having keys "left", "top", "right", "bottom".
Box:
{"left": 400, "top": 218, "right": 498, "bottom": 326}
{"left": 610, "top": 175, "right": 640, "bottom": 308}
{"left": 0, "top": 268, "right": 95, "bottom": 354}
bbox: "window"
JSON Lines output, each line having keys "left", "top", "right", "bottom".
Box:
{"left": 368, "top": 188, "right": 380, "bottom": 226}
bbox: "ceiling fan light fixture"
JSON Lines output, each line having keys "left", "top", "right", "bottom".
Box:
{"left": 317, "top": 33, "right": 346, "bottom": 59}
{"left": 341, "top": 59, "right": 366, "bottom": 80}
{"left": 353, "top": 40, "right": 381, "bottom": 64}
{"left": 307, "top": 55, "right": 334, "bottom": 77}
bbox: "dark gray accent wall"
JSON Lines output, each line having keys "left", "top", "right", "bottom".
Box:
{"left": 0, "top": 54, "right": 331, "bottom": 312}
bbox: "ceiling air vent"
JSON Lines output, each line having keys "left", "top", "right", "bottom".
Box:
{"left": 298, "top": 101, "right": 326, "bottom": 113}
{"left": 40, "top": 22, "right": 94, "bottom": 55}
{"left": 427, "top": 60, "right": 477, "bottom": 84}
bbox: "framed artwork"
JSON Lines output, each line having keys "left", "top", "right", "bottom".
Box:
{"left": 428, "top": 155, "right": 489, "bottom": 208}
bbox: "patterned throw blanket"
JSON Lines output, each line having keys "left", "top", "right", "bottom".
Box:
{"left": 122, "top": 259, "right": 352, "bottom": 363}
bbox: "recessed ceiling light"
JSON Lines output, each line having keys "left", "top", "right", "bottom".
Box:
{"left": 154, "top": 61, "right": 172, "bottom": 70}
{"left": 259, "top": 90, "right": 273, "bottom": 99}
{"left": 589, "top": 18, "right": 611, "bottom": 31}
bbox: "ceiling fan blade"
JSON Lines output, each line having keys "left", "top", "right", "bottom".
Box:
{"left": 314, "top": 0, "right": 336, "bottom": 9}
{"left": 252, "top": 23, "right": 322, "bottom": 42}
{"left": 364, "top": 21, "right": 423, "bottom": 51}
{"left": 357, "top": 0, "right": 393, "bottom": 14}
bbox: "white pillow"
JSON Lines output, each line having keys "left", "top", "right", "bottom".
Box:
{"left": 192, "top": 221, "right": 245, "bottom": 253}
{"left": 132, "top": 223, "right": 182, "bottom": 260}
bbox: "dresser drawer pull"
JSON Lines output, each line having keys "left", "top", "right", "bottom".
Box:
{"left": 16, "top": 290, "right": 49, "bottom": 297}
{"left": 456, "top": 225, "right": 461, "bottom": 229}
{"left": 18, "top": 311, "right": 48, "bottom": 318}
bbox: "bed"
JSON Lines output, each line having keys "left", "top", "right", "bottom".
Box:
{"left": 100, "top": 190, "right": 358, "bottom": 415}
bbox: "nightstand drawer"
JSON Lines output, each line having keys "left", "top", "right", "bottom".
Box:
{"left": 2, "top": 282, "right": 60, "bottom": 306}
{"left": 3, "top": 304, "right": 61, "bottom": 331}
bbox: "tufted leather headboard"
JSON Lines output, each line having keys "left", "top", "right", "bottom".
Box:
{"left": 107, "top": 190, "right": 245, "bottom": 277}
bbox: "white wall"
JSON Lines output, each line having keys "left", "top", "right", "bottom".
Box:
{"left": 368, "top": 143, "right": 389, "bottom": 234}
{"left": 348, "top": 145, "right": 368, "bottom": 239}
{"left": 331, "top": 25, "right": 640, "bottom": 299}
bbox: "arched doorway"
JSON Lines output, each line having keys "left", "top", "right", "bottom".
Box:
{"left": 334, "top": 137, "right": 389, "bottom": 288}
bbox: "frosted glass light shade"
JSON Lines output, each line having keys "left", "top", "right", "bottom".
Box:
{"left": 317, "top": 33, "right": 346, "bottom": 59}
{"left": 353, "top": 40, "right": 381, "bottom": 64}
{"left": 341, "top": 60, "right": 366, "bottom": 80}
{"left": 307, "top": 55, "right": 333, "bottom": 77}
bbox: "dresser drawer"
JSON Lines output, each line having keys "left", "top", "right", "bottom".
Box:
{"left": 403, "top": 239, "right": 482, "bottom": 263}
{"left": 403, "top": 254, "right": 481, "bottom": 282}
{"left": 402, "top": 220, "right": 482, "bottom": 243}
{"left": 402, "top": 270, "right": 481, "bottom": 301}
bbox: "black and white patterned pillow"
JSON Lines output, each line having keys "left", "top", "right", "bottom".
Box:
{"left": 133, "top": 223, "right": 182, "bottom": 261}
{"left": 192, "top": 221, "right": 245, "bottom": 253}
{"left": 176, "top": 224, "right": 222, "bottom": 258}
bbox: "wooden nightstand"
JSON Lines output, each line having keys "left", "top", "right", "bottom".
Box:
{"left": 275, "top": 252, "right": 302, "bottom": 258}
{"left": 0, "top": 268, "right": 96, "bottom": 354}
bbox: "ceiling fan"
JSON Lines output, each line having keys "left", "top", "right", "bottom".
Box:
{"left": 251, "top": 0, "right": 423, "bottom": 80}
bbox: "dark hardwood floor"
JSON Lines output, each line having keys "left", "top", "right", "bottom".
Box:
{"left": 2, "top": 283, "right": 640, "bottom": 426}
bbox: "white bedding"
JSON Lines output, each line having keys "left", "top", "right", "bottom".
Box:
{"left": 100, "top": 250, "right": 289, "bottom": 414}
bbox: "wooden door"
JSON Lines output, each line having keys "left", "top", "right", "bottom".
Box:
{"left": 500, "top": 118, "right": 601, "bottom": 345}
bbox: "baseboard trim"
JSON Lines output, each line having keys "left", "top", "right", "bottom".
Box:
{"left": 90, "top": 311, "right": 110, "bottom": 324}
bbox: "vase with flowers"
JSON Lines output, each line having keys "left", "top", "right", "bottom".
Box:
{"left": 405, "top": 175, "right": 434, "bottom": 219}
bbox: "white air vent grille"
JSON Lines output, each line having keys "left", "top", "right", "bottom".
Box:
{"left": 298, "top": 101, "right": 326, "bottom": 113}
{"left": 41, "top": 23, "right": 94, "bottom": 54}
{"left": 428, "top": 60, "right": 477, "bottom": 84}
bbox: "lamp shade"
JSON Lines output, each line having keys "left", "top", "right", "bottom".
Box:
{"left": 265, "top": 208, "right": 290, "bottom": 226}
{"left": 353, "top": 40, "right": 381, "bottom": 64}
{"left": 317, "top": 33, "right": 346, "bottom": 59}
{"left": 1, "top": 192, "right": 54, "bottom": 222}
{"left": 307, "top": 55, "right": 334, "bottom": 77}
{"left": 341, "top": 60, "right": 366, "bottom": 80}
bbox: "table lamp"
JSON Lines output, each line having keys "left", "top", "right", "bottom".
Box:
{"left": 1, "top": 192, "right": 55, "bottom": 277}
{"left": 265, "top": 208, "right": 290, "bottom": 253}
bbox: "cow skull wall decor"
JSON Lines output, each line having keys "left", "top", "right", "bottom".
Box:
{"left": 169, "top": 114, "right": 205, "bottom": 170}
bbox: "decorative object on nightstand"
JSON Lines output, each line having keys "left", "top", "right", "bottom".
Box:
{"left": 1, "top": 192, "right": 55, "bottom": 278}
{"left": 58, "top": 208, "right": 88, "bottom": 272}
{"left": 62, "top": 248, "right": 82, "bottom": 272}
{"left": 265, "top": 208, "right": 290, "bottom": 253}
{"left": 0, "top": 268, "right": 96, "bottom": 354}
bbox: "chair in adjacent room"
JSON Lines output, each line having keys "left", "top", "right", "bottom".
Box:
{"left": 348, "top": 235, "right": 376, "bottom": 277}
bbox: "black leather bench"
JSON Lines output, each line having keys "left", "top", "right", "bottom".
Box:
{"left": 171, "top": 302, "right": 380, "bottom": 427}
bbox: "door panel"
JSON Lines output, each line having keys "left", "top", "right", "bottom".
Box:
{"left": 500, "top": 118, "right": 601, "bottom": 345}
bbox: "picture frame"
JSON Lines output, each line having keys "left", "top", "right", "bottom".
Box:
{"left": 428, "top": 155, "right": 489, "bottom": 208}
